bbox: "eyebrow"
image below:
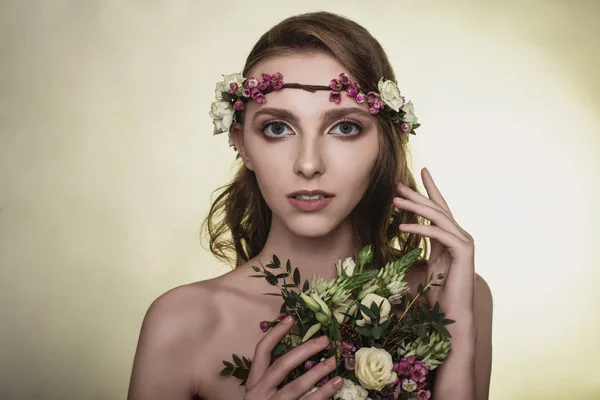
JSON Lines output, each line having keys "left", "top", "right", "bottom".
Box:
{"left": 251, "top": 107, "right": 373, "bottom": 127}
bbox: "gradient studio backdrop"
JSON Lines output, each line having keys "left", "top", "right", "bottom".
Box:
{"left": 0, "top": 1, "right": 599, "bottom": 399}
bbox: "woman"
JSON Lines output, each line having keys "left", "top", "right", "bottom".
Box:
{"left": 128, "top": 11, "right": 493, "bottom": 400}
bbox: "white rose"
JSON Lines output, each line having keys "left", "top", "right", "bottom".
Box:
{"left": 355, "top": 347, "right": 398, "bottom": 391}
{"left": 333, "top": 298, "right": 358, "bottom": 324}
{"left": 377, "top": 78, "right": 403, "bottom": 112}
{"left": 214, "top": 73, "right": 245, "bottom": 99}
{"left": 355, "top": 293, "right": 391, "bottom": 326}
{"left": 332, "top": 378, "right": 369, "bottom": 400}
{"left": 336, "top": 257, "right": 356, "bottom": 277}
{"left": 209, "top": 101, "right": 234, "bottom": 134}
{"left": 401, "top": 101, "right": 418, "bottom": 124}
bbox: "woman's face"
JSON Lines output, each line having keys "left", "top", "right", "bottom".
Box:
{"left": 233, "top": 53, "right": 380, "bottom": 239}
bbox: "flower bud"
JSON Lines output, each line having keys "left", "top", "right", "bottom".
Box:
{"left": 300, "top": 292, "right": 322, "bottom": 313}
{"left": 301, "top": 323, "right": 322, "bottom": 343}
{"left": 358, "top": 245, "right": 374, "bottom": 267}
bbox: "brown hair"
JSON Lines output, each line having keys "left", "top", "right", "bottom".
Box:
{"left": 202, "top": 11, "right": 429, "bottom": 269}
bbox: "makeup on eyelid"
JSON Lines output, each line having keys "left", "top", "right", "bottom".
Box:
{"left": 259, "top": 119, "right": 363, "bottom": 138}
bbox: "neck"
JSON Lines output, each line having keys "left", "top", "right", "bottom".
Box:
{"left": 253, "top": 216, "right": 359, "bottom": 283}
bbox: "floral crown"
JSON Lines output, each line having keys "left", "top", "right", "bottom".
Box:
{"left": 209, "top": 72, "right": 420, "bottom": 148}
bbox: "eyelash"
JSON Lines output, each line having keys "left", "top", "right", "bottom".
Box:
{"left": 259, "top": 119, "right": 364, "bottom": 139}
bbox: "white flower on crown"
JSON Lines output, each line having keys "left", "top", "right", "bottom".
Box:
{"left": 209, "top": 101, "right": 235, "bottom": 134}
{"left": 401, "top": 100, "right": 418, "bottom": 125}
{"left": 377, "top": 78, "right": 404, "bottom": 112}
{"left": 214, "top": 73, "right": 245, "bottom": 99}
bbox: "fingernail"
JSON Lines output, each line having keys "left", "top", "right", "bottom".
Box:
{"left": 283, "top": 316, "right": 293, "bottom": 324}
{"left": 332, "top": 377, "right": 343, "bottom": 389}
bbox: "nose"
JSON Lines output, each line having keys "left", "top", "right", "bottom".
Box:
{"left": 293, "top": 136, "right": 325, "bottom": 179}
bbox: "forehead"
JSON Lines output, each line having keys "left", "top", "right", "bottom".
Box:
{"left": 249, "top": 52, "right": 352, "bottom": 85}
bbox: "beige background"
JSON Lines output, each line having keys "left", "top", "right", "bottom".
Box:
{"left": 1, "top": 0, "right": 599, "bottom": 399}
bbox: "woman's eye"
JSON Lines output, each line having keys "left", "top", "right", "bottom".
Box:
{"left": 329, "top": 121, "right": 362, "bottom": 136}
{"left": 262, "top": 121, "right": 294, "bottom": 137}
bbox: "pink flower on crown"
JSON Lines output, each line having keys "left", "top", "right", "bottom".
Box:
{"left": 369, "top": 107, "right": 380, "bottom": 115}
{"left": 261, "top": 73, "right": 272, "bottom": 81}
{"left": 228, "top": 83, "right": 238, "bottom": 94}
{"left": 233, "top": 100, "right": 245, "bottom": 111}
{"left": 247, "top": 77, "right": 259, "bottom": 89}
{"left": 355, "top": 93, "right": 366, "bottom": 104}
{"left": 346, "top": 82, "right": 359, "bottom": 98}
{"left": 416, "top": 389, "right": 432, "bottom": 400}
{"left": 329, "top": 78, "right": 343, "bottom": 91}
{"left": 272, "top": 79, "right": 284, "bottom": 90}
{"left": 330, "top": 91, "right": 341, "bottom": 104}
{"left": 272, "top": 72, "right": 283, "bottom": 80}
{"left": 401, "top": 122, "right": 410, "bottom": 133}
{"left": 242, "top": 88, "right": 251, "bottom": 98}
{"left": 258, "top": 82, "right": 269, "bottom": 91}
{"left": 250, "top": 88, "right": 261, "bottom": 99}
{"left": 339, "top": 73, "right": 350, "bottom": 85}
{"left": 366, "top": 91, "right": 380, "bottom": 105}
{"left": 255, "top": 93, "right": 266, "bottom": 104}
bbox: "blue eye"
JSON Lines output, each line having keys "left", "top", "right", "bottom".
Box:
{"left": 262, "top": 121, "right": 294, "bottom": 137}
{"left": 329, "top": 120, "right": 362, "bottom": 136}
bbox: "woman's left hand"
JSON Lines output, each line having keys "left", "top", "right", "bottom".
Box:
{"left": 393, "top": 167, "right": 475, "bottom": 321}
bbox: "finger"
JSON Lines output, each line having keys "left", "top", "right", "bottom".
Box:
{"left": 393, "top": 198, "right": 470, "bottom": 243}
{"left": 302, "top": 376, "right": 344, "bottom": 400}
{"left": 421, "top": 167, "right": 454, "bottom": 218}
{"left": 246, "top": 316, "right": 295, "bottom": 389}
{"left": 399, "top": 224, "right": 473, "bottom": 261}
{"left": 397, "top": 182, "right": 452, "bottom": 222}
{"left": 261, "top": 335, "right": 332, "bottom": 390}
{"left": 278, "top": 356, "right": 339, "bottom": 399}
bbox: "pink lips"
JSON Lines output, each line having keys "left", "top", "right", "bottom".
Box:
{"left": 287, "top": 190, "right": 335, "bottom": 212}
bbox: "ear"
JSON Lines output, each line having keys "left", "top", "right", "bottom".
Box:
{"left": 230, "top": 123, "right": 254, "bottom": 170}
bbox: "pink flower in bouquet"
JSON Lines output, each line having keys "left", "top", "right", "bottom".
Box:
{"left": 411, "top": 363, "right": 429, "bottom": 383}
{"left": 401, "top": 378, "right": 418, "bottom": 392}
{"left": 416, "top": 389, "right": 432, "bottom": 400}
{"left": 397, "top": 358, "right": 413, "bottom": 376}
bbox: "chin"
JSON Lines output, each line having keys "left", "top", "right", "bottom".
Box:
{"left": 282, "top": 213, "right": 349, "bottom": 239}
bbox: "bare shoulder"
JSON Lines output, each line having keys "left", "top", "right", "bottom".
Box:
{"left": 128, "top": 280, "right": 223, "bottom": 399}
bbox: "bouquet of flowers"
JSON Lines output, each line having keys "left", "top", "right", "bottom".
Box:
{"left": 220, "top": 245, "right": 454, "bottom": 400}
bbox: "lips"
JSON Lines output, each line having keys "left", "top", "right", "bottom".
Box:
{"left": 287, "top": 190, "right": 334, "bottom": 199}
{"left": 287, "top": 190, "right": 335, "bottom": 212}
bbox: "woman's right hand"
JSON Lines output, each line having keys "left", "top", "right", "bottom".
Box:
{"left": 244, "top": 316, "right": 343, "bottom": 400}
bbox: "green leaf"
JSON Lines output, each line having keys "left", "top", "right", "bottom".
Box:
{"left": 232, "top": 368, "right": 249, "bottom": 380}
{"left": 372, "top": 325, "right": 383, "bottom": 339}
{"left": 232, "top": 354, "right": 243, "bottom": 367}
{"left": 265, "top": 273, "right": 278, "bottom": 286}
{"left": 286, "top": 259, "right": 292, "bottom": 274}
{"left": 219, "top": 367, "right": 233, "bottom": 376}
{"left": 442, "top": 318, "right": 455, "bottom": 325}
{"left": 293, "top": 268, "right": 300, "bottom": 286}
{"left": 265, "top": 263, "right": 278, "bottom": 269}
{"left": 379, "top": 319, "right": 391, "bottom": 331}
{"left": 358, "top": 303, "right": 376, "bottom": 320}
{"left": 251, "top": 266, "right": 260, "bottom": 272}
{"left": 272, "top": 254, "right": 281, "bottom": 268}
{"left": 262, "top": 293, "right": 282, "bottom": 296}
{"left": 275, "top": 273, "right": 289, "bottom": 279}
{"left": 355, "top": 326, "right": 372, "bottom": 337}
{"left": 242, "top": 356, "right": 252, "bottom": 368}
{"left": 248, "top": 274, "right": 264, "bottom": 278}
{"left": 222, "top": 361, "right": 233, "bottom": 368}
{"left": 302, "top": 280, "right": 309, "bottom": 293}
